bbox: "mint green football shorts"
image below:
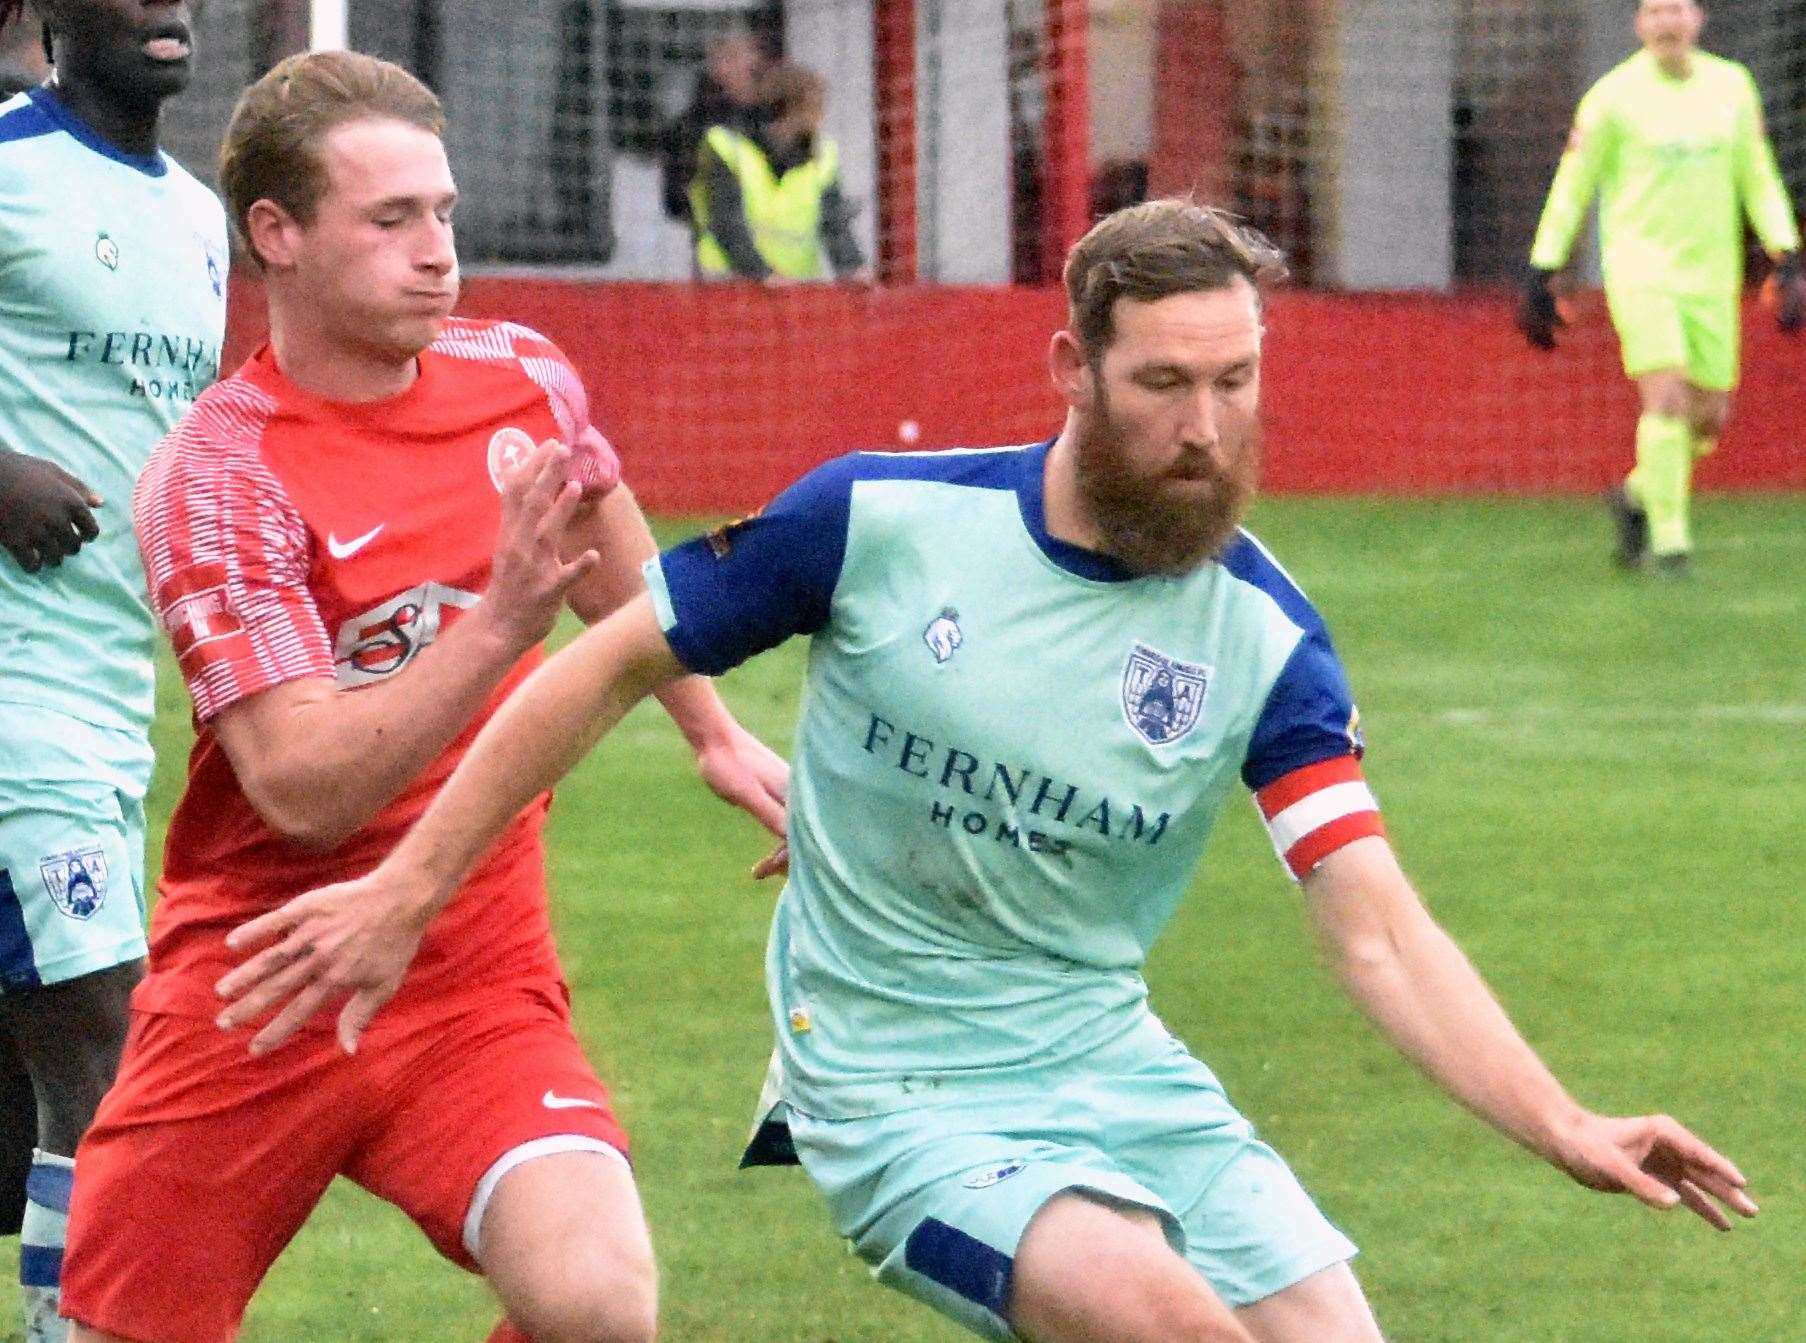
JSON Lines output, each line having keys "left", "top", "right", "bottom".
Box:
{"left": 784, "top": 1040, "right": 1357, "bottom": 1341}
{"left": 0, "top": 707, "right": 151, "bottom": 992}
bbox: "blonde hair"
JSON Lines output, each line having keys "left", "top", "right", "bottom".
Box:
{"left": 219, "top": 49, "right": 444, "bottom": 266}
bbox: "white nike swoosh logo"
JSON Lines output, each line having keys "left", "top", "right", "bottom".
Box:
{"left": 542, "top": 1090, "right": 607, "bottom": 1112}
{"left": 326, "top": 524, "right": 384, "bottom": 560}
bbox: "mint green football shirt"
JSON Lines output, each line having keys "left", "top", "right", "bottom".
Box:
{"left": 1531, "top": 49, "right": 1800, "bottom": 294}
{"left": 0, "top": 87, "right": 227, "bottom": 738}
{"left": 648, "top": 444, "right": 1372, "bottom": 1121}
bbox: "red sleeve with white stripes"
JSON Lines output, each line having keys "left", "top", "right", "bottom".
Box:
{"left": 135, "top": 397, "right": 334, "bottom": 723}
{"left": 568, "top": 423, "right": 622, "bottom": 499}
{"left": 1253, "top": 754, "right": 1385, "bottom": 881}
{"left": 518, "top": 334, "right": 620, "bottom": 499}
{"left": 437, "top": 319, "right": 621, "bottom": 499}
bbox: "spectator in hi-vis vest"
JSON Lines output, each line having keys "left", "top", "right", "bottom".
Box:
{"left": 690, "top": 62, "right": 868, "bottom": 284}
{"left": 658, "top": 25, "right": 767, "bottom": 227}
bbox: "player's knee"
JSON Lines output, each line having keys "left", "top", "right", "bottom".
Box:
{"left": 509, "top": 1259, "right": 658, "bottom": 1343}
{"left": 1137, "top": 1279, "right": 1255, "bottom": 1343}
{"left": 1235, "top": 1263, "right": 1384, "bottom": 1343}
{"left": 1014, "top": 1208, "right": 1252, "bottom": 1343}
{"left": 1693, "top": 407, "right": 1729, "bottom": 439}
{"left": 530, "top": 1296, "right": 658, "bottom": 1343}
{"left": 1638, "top": 377, "right": 1690, "bottom": 420}
{"left": 5, "top": 962, "right": 140, "bottom": 1133}
{"left": 29, "top": 1046, "right": 123, "bottom": 1153}
{"left": 1080, "top": 1289, "right": 1251, "bottom": 1343}
{"left": 12, "top": 1052, "right": 107, "bottom": 1156}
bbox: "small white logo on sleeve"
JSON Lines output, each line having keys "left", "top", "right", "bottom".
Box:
{"left": 95, "top": 232, "right": 119, "bottom": 271}
{"left": 923, "top": 607, "right": 963, "bottom": 664}
{"left": 962, "top": 1162, "right": 1025, "bottom": 1189}
{"left": 542, "top": 1090, "right": 608, "bottom": 1113}
{"left": 326, "top": 524, "right": 385, "bottom": 560}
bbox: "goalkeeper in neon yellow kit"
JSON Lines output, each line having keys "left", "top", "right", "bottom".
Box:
{"left": 1520, "top": 0, "right": 1803, "bottom": 575}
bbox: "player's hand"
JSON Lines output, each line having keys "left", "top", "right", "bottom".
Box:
{"left": 478, "top": 441, "right": 602, "bottom": 654}
{"left": 0, "top": 449, "right": 103, "bottom": 573}
{"left": 1544, "top": 1110, "right": 1757, "bottom": 1231}
{"left": 214, "top": 868, "right": 437, "bottom": 1056}
{"left": 752, "top": 842, "right": 789, "bottom": 881}
{"left": 1516, "top": 267, "right": 1565, "bottom": 350}
{"left": 693, "top": 719, "right": 788, "bottom": 842}
{"left": 1771, "top": 252, "right": 1805, "bottom": 334}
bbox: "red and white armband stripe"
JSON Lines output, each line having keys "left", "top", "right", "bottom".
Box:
{"left": 1255, "top": 755, "right": 1384, "bottom": 881}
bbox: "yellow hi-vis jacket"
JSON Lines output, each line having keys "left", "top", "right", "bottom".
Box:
{"left": 691, "top": 125, "right": 840, "bottom": 280}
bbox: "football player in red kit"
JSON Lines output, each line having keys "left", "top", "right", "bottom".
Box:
{"left": 60, "top": 50, "right": 787, "bottom": 1343}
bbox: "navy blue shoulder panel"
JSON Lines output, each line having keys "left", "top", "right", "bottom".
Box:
{"left": 830, "top": 440, "right": 1138, "bottom": 583}
{"left": 19, "top": 87, "right": 166, "bottom": 176}
{"left": 1217, "top": 531, "right": 1327, "bottom": 637}
{"left": 1223, "top": 531, "right": 1367, "bottom": 792}
{"left": 656, "top": 448, "right": 1026, "bottom": 676}
{"left": 835, "top": 444, "right": 1029, "bottom": 490}
{"left": 0, "top": 96, "right": 56, "bottom": 149}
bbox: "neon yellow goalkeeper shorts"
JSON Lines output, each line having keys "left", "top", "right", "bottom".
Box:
{"left": 1605, "top": 286, "right": 1740, "bottom": 391}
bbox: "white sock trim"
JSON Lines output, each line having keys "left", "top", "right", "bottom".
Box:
{"left": 462, "top": 1135, "right": 628, "bottom": 1260}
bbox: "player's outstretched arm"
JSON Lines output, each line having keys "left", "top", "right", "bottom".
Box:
{"left": 1730, "top": 70, "right": 1802, "bottom": 305}
{"left": 1520, "top": 92, "right": 1614, "bottom": 351}
{"left": 0, "top": 447, "right": 102, "bottom": 573}
{"left": 562, "top": 481, "right": 787, "bottom": 838}
{"left": 1303, "top": 837, "right": 1757, "bottom": 1231}
{"left": 216, "top": 595, "right": 683, "bottom": 1055}
{"left": 209, "top": 443, "right": 600, "bottom": 850}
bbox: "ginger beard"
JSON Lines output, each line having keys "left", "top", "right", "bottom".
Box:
{"left": 1072, "top": 373, "right": 1260, "bottom": 578}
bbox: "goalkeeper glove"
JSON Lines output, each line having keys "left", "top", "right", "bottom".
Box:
{"left": 1516, "top": 267, "right": 1564, "bottom": 350}
{"left": 1773, "top": 252, "right": 1804, "bottom": 334}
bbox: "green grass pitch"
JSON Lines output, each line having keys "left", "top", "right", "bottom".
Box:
{"left": 4, "top": 495, "right": 1801, "bottom": 1341}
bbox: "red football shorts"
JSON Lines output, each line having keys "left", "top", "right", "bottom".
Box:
{"left": 62, "top": 987, "right": 629, "bottom": 1343}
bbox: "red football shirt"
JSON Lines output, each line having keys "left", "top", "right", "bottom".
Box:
{"left": 132, "top": 318, "right": 620, "bottom": 1023}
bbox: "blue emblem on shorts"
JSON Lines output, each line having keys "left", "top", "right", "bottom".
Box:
{"left": 1122, "top": 642, "right": 1209, "bottom": 747}
{"left": 39, "top": 849, "right": 108, "bottom": 921}
{"left": 962, "top": 1161, "right": 1025, "bottom": 1189}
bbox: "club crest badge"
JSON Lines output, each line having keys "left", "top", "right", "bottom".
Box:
{"left": 1121, "top": 642, "right": 1209, "bottom": 747}
{"left": 486, "top": 426, "right": 540, "bottom": 491}
{"left": 923, "top": 607, "right": 962, "bottom": 664}
{"left": 94, "top": 232, "right": 119, "bottom": 271}
{"left": 39, "top": 848, "right": 109, "bottom": 921}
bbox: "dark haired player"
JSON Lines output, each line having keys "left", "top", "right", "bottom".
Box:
{"left": 0, "top": 3, "right": 224, "bottom": 1337}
